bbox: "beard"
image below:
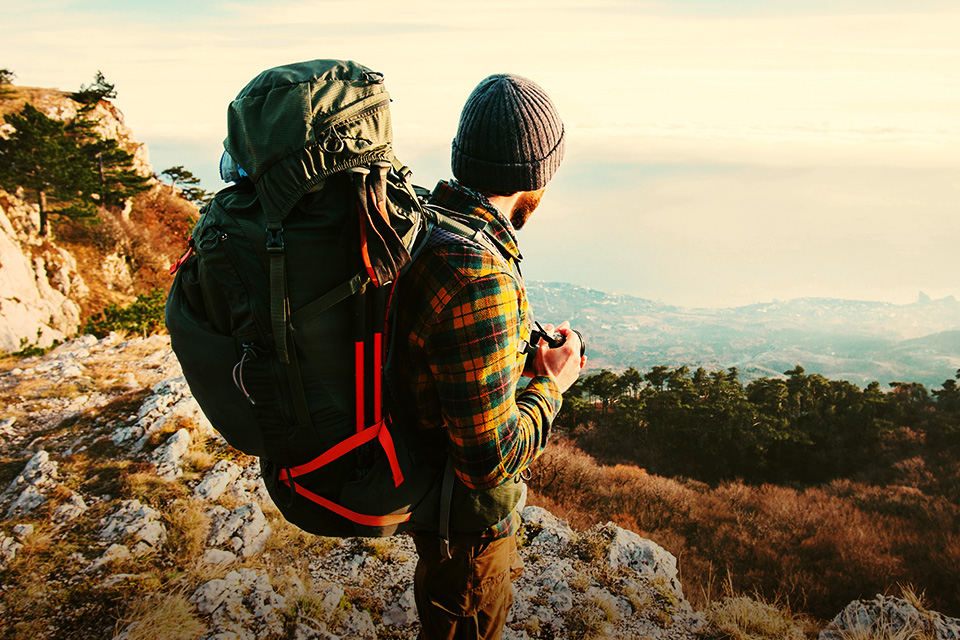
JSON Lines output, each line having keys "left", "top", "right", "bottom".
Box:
{"left": 509, "top": 188, "right": 546, "bottom": 230}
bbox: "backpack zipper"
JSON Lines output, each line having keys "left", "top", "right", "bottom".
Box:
{"left": 199, "top": 225, "right": 273, "bottom": 357}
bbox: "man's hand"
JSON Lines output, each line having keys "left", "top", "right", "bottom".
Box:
{"left": 532, "top": 321, "right": 585, "bottom": 393}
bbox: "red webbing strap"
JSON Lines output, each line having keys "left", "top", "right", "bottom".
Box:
{"left": 278, "top": 418, "right": 407, "bottom": 525}
{"left": 358, "top": 215, "right": 380, "bottom": 287}
{"left": 279, "top": 419, "right": 404, "bottom": 485}
{"left": 280, "top": 478, "right": 411, "bottom": 527}
{"left": 350, "top": 166, "right": 381, "bottom": 288}
{"left": 281, "top": 423, "right": 381, "bottom": 480}
{"left": 170, "top": 243, "right": 194, "bottom": 274}
{"left": 374, "top": 332, "right": 383, "bottom": 424}
{"left": 355, "top": 341, "right": 364, "bottom": 434}
{"left": 378, "top": 420, "right": 403, "bottom": 487}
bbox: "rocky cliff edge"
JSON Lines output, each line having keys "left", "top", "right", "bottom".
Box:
{"left": 1, "top": 335, "right": 958, "bottom": 639}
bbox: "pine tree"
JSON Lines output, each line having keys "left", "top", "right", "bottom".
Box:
{"left": 72, "top": 70, "right": 117, "bottom": 104}
{"left": 161, "top": 165, "right": 212, "bottom": 205}
{"left": 82, "top": 137, "right": 150, "bottom": 206}
{"left": 0, "top": 68, "right": 14, "bottom": 98}
{"left": 0, "top": 104, "right": 95, "bottom": 235}
{"left": 0, "top": 102, "right": 149, "bottom": 235}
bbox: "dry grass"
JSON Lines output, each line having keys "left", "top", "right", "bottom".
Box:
{"left": 261, "top": 507, "right": 338, "bottom": 569}
{"left": 163, "top": 498, "right": 211, "bottom": 563}
{"left": 564, "top": 600, "right": 615, "bottom": 640}
{"left": 527, "top": 437, "right": 960, "bottom": 622}
{"left": 702, "top": 594, "right": 815, "bottom": 640}
{"left": 355, "top": 537, "right": 410, "bottom": 564}
{"left": 55, "top": 186, "right": 196, "bottom": 322}
{"left": 114, "top": 591, "right": 206, "bottom": 640}
{"left": 124, "top": 469, "right": 190, "bottom": 505}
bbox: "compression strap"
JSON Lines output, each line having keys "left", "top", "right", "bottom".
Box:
{"left": 281, "top": 481, "right": 411, "bottom": 527}
{"left": 277, "top": 418, "right": 407, "bottom": 526}
{"left": 279, "top": 420, "right": 403, "bottom": 488}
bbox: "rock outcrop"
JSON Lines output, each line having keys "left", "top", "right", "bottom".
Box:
{"left": 821, "top": 595, "right": 960, "bottom": 640}
{"left": 13, "top": 88, "right": 151, "bottom": 178}
{"left": 0, "top": 189, "right": 85, "bottom": 352}
{"left": 0, "top": 88, "right": 170, "bottom": 354}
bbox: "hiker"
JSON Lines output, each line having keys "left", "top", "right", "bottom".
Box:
{"left": 390, "top": 73, "right": 585, "bottom": 640}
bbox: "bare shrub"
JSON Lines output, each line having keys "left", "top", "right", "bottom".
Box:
{"left": 527, "top": 436, "right": 960, "bottom": 622}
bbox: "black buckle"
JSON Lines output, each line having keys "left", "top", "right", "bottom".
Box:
{"left": 265, "top": 228, "right": 284, "bottom": 254}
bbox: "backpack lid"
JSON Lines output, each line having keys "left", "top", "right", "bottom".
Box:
{"left": 224, "top": 59, "right": 395, "bottom": 220}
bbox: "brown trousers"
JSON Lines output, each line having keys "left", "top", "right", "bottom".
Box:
{"left": 411, "top": 530, "right": 524, "bottom": 640}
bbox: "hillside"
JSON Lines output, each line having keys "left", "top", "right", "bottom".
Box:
{"left": 528, "top": 282, "right": 960, "bottom": 389}
{"left": 0, "top": 333, "right": 701, "bottom": 639}
{"left": 2, "top": 334, "right": 958, "bottom": 639}
{"left": 0, "top": 85, "right": 196, "bottom": 352}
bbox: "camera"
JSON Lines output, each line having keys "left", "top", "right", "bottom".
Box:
{"left": 519, "top": 322, "right": 586, "bottom": 371}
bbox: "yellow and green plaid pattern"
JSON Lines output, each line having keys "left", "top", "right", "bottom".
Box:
{"left": 393, "top": 181, "right": 562, "bottom": 538}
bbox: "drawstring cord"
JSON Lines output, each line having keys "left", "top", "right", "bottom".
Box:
{"left": 232, "top": 343, "right": 259, "bottom": 404}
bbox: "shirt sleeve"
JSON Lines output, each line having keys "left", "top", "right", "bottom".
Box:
{"left": 422, "top": 269, "right": 563, "bottom": 490}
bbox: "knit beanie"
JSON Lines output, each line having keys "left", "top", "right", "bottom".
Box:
{"left": 451, "top": 74, "right": 565, "bottom": 194}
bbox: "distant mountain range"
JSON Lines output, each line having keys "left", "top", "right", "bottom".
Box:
{"left": 526, "top": 282, "right": 960, "bottom": 389}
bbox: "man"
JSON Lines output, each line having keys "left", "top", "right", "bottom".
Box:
{"left": 391, "top": 73, "right": 585, "bottom": 640}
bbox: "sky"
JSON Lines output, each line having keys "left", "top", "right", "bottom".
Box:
{"left": 3, "top": 0, "right": 959, "bottom": 308}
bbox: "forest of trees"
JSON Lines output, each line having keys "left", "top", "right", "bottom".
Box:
{"left": 531, "top": 365, "right": 960, "bottom": 620}
{"left": 558, "top": 365, "right": 960, "bottom": 487}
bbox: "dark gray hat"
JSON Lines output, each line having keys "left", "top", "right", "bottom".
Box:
{"left": 452, "top": 74, "right": 565, "bottom": 194}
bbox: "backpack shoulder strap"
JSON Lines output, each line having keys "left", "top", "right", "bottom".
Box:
{"left": 420, "top": 204, "right": 515, "bottom": 272}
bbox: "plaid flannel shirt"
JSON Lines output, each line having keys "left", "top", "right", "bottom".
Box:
{"left": 392, "top": 180, "right": 563, "bottom": 539}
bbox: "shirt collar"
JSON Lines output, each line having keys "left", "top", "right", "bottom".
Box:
{"left": 430, "top": 180, "right": 522, "bottom": 262}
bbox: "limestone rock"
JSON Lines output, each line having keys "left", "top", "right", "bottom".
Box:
{"left": 0, "top": 190, "right": 84, "bottom": 352}
{"left": 820, "top": 595, "right": 960, "bottom": 640}
{"left": 99, "top": 499, "right": 167, "bottom": 555}
{"left": 314, "top": 583, "right": 345, "bottom": 619}
{"left": 51, "top": 491, "right": 89, "bottom": 527}
{"left": 101, "top": 251, "right": 134, "bottom": 294}
{"left": 195, "top": 460, "right": 243, "bottom": 501}
{"left": 522, "top": 505, "right": 575, "bottom": 552}
{"left": 225, "top": 462, "right": 270, "bottom": 504}
{"left": 113, "top": 376, "right": 216, "bottom": 449}
{"left": 333, "top": 607, "right": 376, "bottom": 640}
{"left": 0, "top": 417, "right": 16, "bottom": 436}
{"left": 190, "top": 568, "right": 287, "bottom": 640}
{"left": 507, "top": 513, "right": 701, "bottom": 639}
{"left": 0, "top": 532, "right": 23, "bottom": 569}
{"left": 291, "top": 622, "right": 338, "bottom": 640}
{"left": 382, "top": 585, "right": 417, "bottom": 627}
{"left": 207, "top": 503, "right": 272, "bottom": 558}
{"left": 152, "top": 428, "right": 192, "bottom": 480}
{"left": 1, "top": 449, "right": 59, "bottom": 519}
{"left": 602, "top": 522, "right": 683, "bottom": 598}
